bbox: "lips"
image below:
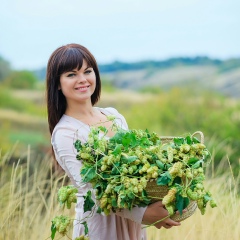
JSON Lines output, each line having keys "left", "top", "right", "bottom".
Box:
{"left": 75, "top": 85, "right": 90, "bottom": 91}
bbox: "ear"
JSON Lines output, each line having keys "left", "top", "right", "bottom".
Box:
{"left": 58, "top": 84, "right": 61, "bottom": 90}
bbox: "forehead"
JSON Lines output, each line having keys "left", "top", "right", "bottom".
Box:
{"left": 58, "top": 48, "right": 92, "bottom": 74}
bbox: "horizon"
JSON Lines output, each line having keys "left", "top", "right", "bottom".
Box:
{"left": 1, "top": 0, "right": 239, "bottom": 70}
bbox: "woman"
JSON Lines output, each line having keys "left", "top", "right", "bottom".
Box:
{"left": 46, "top": 43, "right": 181, "bottom": 240}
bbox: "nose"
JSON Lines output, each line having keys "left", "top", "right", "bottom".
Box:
{"left": 77, "top": 73, "right": 87, "bottom": 83}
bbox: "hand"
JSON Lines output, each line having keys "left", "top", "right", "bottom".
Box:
{"left": 142, "top": 201, "right": 181, "bottom": 229}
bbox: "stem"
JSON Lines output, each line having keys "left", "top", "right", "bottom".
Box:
{"left": 142, "top": 215, "right": 170, "bottom": 229}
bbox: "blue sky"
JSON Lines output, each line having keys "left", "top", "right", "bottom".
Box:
{"left": 0, "top": 0, "right": 239, "bottom": 70}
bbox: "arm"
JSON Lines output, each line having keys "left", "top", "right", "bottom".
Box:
{"left": 51, "top": 126, "right": 89, "bottom": 196}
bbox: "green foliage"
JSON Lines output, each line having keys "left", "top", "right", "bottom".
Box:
{"left": 0, "top": 87, "right": 46, "bottom": 115}
{"left": 3, "top": 70, "right": 38, "bottom": 89}
{"left": 218, "top": 58, "right": 240, "bottom": 73}
{"left": 0, "top": 87, "right": 47, "bottom": 155}
{"left": 101, "top": 78, "right": 117, "bottom": 92}
{"left": 138, "top": 86, "right": 162, "bottom": 94}
{"left": 83, "top": 191, "right": 95, "bottom": 212}
{"left": 0, "top": 56, "right": 11, "bottom": 81}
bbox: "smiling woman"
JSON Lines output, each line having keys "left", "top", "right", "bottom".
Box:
{"left": 46, "top": 43, "right": 182, "bottom": 240}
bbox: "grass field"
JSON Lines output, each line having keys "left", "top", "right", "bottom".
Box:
{"left": 0, "top": 145, "right": 239, "bottom": 240}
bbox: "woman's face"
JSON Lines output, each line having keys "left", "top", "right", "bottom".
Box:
{"left": 59, "top": 59, "right": 96, "bottom": 105}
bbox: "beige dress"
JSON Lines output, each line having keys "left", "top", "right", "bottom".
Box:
{"left": 51, "top": 107, "right": 147, "bottom": 240}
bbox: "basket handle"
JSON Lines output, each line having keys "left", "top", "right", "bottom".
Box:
{"left": 191, "top": 131, "right": 204, "bottom": 144}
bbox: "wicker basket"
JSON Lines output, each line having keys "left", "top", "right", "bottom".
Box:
{"left": 145, "top": 131, "right": 203, "bottom": 222}
{"left": 146, "top": 181, "right": 197, "bottom": 222}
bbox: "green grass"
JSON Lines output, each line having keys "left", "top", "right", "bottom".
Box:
{"left": 9, "top": 131, "right": 47, "bottom": 145}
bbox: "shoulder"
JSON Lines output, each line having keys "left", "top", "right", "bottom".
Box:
{"left": 99, "top": 107, "right": 128, "bottom": 130}
{"left": 101, "top": 107, "right": 120, "bottom": 115}
{"left": 51, "top": 115, "right": 89, "bottom": 145}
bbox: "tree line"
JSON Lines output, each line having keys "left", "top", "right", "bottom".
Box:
{"left": 0, "top": 56, "right": 39, "bottom": 89}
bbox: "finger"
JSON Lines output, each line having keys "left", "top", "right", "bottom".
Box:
{"left": 175, "top": 209, "right": 188, "bottom": 214}
{"left": 166, "top": 219, "right": 181, "bottom": 226}
{"left": 163, "top": 223, "right": 173, "bottom": 229}
{"left": 154, "top": 224, "right": 162, "bottom": 229}
{"left": 156, "top": 201, "right": 165, "bottom": 207}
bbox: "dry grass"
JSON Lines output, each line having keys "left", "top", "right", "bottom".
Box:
{"left": 147, "top": 173, "right": 240, "bottom": 240}
{"left": 0, "top": 146, "right": 239, "bottom": 240}
{"left": 0, "top": 109, "right": 46, "bottom": 125}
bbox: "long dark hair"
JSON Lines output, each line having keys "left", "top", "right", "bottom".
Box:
{"left": 46, "top": 43, "right": 101, "bottom": 134}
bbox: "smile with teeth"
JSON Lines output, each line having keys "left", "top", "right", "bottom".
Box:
{"left": 75, "top": 86, "right": 90, "bottom": 91}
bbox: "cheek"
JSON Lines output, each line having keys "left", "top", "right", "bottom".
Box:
{"left": 92, "top": 74, "right": 97, "bottom": 85}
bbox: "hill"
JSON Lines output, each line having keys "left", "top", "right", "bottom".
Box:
{"left": 35, "top": 57, "right": 240, "bottom": 97}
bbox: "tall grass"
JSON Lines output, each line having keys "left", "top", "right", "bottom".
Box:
{"left": 0, "top": 145, "right": 74, "bottom": 240}
{"left": 0, "top": 143, "right": 239, "bottom": 240}
{"left": 147, "top": 169, "right": 240, "bottom": 240}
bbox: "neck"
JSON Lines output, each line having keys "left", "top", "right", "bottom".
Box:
{"left": 65, "top": 101, "right": 96, "bottom": 119}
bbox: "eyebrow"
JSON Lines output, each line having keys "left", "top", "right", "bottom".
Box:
{"left": 68, "top": 66, "right": 93, "bottom": 73}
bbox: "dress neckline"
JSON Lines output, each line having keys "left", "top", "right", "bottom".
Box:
{"left": 63, "top": 107, "right": 109, "bottom": 127}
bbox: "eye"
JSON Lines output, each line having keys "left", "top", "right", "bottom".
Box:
{"left": 66, "top": 73, "right": 76, "bottom": 77}
{"left": 85, "top": 69, "right": 93, "bottom": 74}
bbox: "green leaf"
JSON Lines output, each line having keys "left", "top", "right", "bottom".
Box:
{"left": 121, "top": 155, "right": 138, "bottom": 164}
{"left": 192, "top": 160, "right": 203, "bottom": 169}
{"left": 127, "top": 191, "right": 135, "bottom": 199}
{"left": 176, "top": 193, "right": 190, "bottom": 215}
{"left": 51, "top": 222, "right": 56, "bottom": 240}
{"left": 122, "top": 132, "right": 137, "bottom": 148}
{"left": 203, "top": 192, "right": 212, "bottom": 202}
{"left": 141, "top": 189, "right": 148, "bottom": 197}
{"left": 122, "top": 136, "right": 131, "bottom": 147}
{"left": 112, "top": 144, "right": 122, "bottom": 156}
{"left": 176, "top": 194, "right": 184, "bottom": 215}
{"left": 127, "top": 156, "right": 138, "bottom": 163}
{"left": 156, "top": 172, "right": 172, "bottom": 185}
{"left": 114, "top": 185, "right": 123, "bottom": 192}
{"left": 98, "top": 126, "right": 108, "bottom": 133}
{"left": 94, "top": 183, "right": 104, "bottom": 200}
{"left": 112, "top": 198, "right": 118, "bottom": 208}
{"left": 127, "top": 199, "right": 134, "bottom": 210}
{"left": 109, "top": 130, "right": 126, "bottom": 144}
{"left": 82, "top": 167, "right": 96, "bottom": 182}
{"left": 81, "top": 221, "right": 89, "bottom": 235}
{"left": 187, "top": 157, "right": 199, "bottom": 165}
{"left": 139, "top": 137, "right": 151, "bottom": 147}
{"left": 174, "top": 137, "right": 184, "bottom": 146}
{"left": 185, "top": 135, "right": 192, "bottom": 144}
{"left": 97, "top": 206, "right": 102, "bottom": 213}
{"left": 183, "top": 197, "right": 190, "bottom": 209}
{"left": 156, "top": 160, "right": 165, "bottom": 170}
{"left": 83, "top": 191, "right": 95, "bottom": 212}
{"left": 172, "top": 176, "right": 182, "bottom": 185}
{"left": 80, "top": 165, "right": 90, "bottom": 176}
{"left": 192, "top": 137, "right": 200, "bottom": 143}
{"left": 74, "top": 140, "right": 82, "bottom": 151}
{"left": 111, "top": 165, "right": 120, "bottom": 175}
{"left": 101, "top": 172, "right": 111, "bottom": 179}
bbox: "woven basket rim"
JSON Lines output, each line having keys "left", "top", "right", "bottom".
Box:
{"left": 160, "top": 131, "right": 204, "bottom": 144}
